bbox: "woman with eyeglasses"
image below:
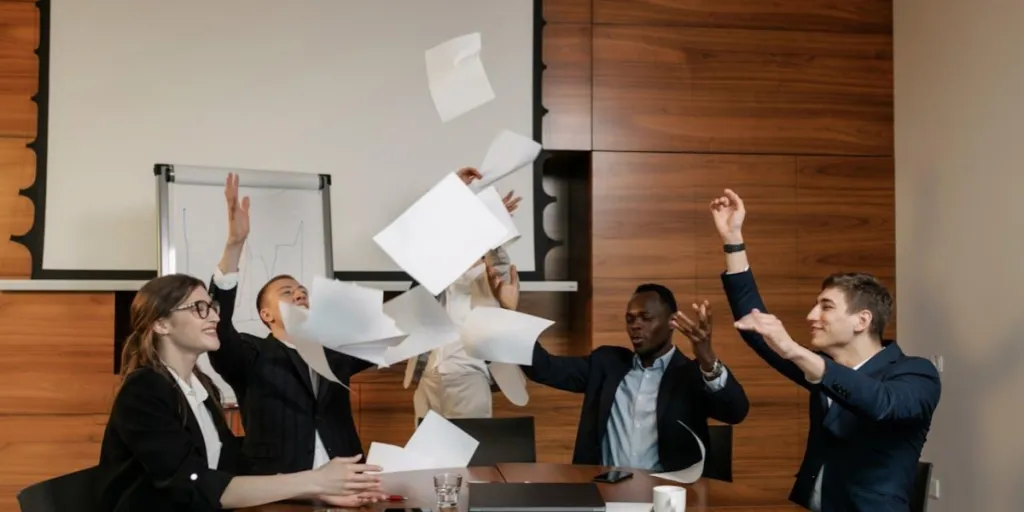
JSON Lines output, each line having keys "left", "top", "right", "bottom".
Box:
{"left": 97, "top": 274, "right": 387, "bottom": 511}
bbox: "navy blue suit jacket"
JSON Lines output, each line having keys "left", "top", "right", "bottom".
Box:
{"left": 722, "top": 270, "right": 940, "bottom": 511}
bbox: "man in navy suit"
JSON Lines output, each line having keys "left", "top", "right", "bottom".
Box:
{"left": 704, "top": 189, "right": 940, "bottom": 511}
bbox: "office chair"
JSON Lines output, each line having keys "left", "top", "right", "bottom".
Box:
{"left": 703, "top": 425, "right": 734, "bottom": 482}
{"left": 418, "top": 416, "right": 537, "bottom": 465}
{"left": 17, "top": 465, "right": 101, "bottom": 512}
{"left": 911, "top": 461, "right": 933, "bottom": 512}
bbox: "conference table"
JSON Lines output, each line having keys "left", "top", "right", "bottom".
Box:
{"left": 243, "top": 463, "right": 805, "bottom": 511}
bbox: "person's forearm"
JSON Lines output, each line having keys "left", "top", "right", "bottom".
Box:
{"left": 219, "top": 471, "right": 320, "bottom": 509}
{"left": 218, "top": 242, "right": 244, "bottom": 274}
{"left": 788, "top": 347, "right": 827, "bottom": 382}
{"left": 722, "top": 232, "right": 750, "bottom": 274}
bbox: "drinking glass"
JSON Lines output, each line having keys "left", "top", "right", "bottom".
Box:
{"left": 433, "top": 472, "right": 463, "bottom": 508}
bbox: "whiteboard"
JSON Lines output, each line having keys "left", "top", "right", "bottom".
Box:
{"left": 42, "top": 0, "right": 536, "bottom": 276}
{"left": 158, "top": 163, "right": 334, "bottom": 404}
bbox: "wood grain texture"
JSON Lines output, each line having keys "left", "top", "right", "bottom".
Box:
{"left": 0, "top": 1, "right": 37, "bottom": 138}
{"left": 543, "top": 0, "right": 592, "bottom": 24}
{"left": 592, "top": 25, "right": 893, "bottom": 155}
{"left": 594, "top": 0, "right": 892, "bottom": 33}
{"left": 542, "top": 23, "right": 592, "bottom": 150}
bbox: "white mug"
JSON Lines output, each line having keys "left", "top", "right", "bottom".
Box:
{"left": 652, "top": 485, "right": 686, "bottom": 512}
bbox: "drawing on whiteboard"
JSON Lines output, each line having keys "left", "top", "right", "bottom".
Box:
{"left": 180, "top": 207, "right": 307, "bottom": 336}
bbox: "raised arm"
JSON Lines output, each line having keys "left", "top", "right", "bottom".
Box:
{"left": 519, "top": 341, "right": 591, "bottom": 393}
{"left": 710, "top": 189, "right": 812, "bottom": 390}
{"left": 206, "top": 174, "right": 258, "bottom": 392}
{"left": 113, "top": 371, "right": 386, "bottom": 510}
{"left": 670, "top": 302, "right": 749, "bottom": 424}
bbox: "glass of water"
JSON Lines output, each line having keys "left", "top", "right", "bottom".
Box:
{"left": 433, "top": 472, "right": 463, "bottom": 508}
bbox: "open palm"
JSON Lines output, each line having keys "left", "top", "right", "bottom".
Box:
{"left": 709, "top": 188, "right": 745, "bottom": 241}
{"left": 224, "top": 173, "right": 250, "bottom": 246}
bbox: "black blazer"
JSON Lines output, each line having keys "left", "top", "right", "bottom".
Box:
{"left": 208, "top": 281, "right": 374, "bottom": 475}
{"left": 520, "top": 342, "right": 749, "bottom": 472}
{"left": 722, "top": 269, "right": 941, "bottom": 511}
{"left": 97, "top": 367, "right": 240, "bottom": 512}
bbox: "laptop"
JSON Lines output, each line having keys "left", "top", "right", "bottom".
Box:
{"left": 468, "top": 482, "right": 607, "bottom": 512}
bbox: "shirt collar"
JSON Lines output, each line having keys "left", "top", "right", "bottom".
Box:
{"left": 632, "top": 346, "right": 676, "bottom": 371}
{"left": 164, "top": 364, "right": 210, "bottom": 402}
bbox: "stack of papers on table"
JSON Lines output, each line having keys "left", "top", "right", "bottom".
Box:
{"left": 366, "top": 411, "right": 479, "bottom": 473}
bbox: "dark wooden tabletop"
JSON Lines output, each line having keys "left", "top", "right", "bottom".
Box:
{"left": 241, "top": 463, "right": 805, "bottom": 511}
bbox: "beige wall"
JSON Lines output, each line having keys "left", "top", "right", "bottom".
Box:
{"left": 895, "top": 1, "right": 1024, "bottom": 511}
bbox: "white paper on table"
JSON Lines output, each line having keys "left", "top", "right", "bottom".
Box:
{"left": 461, "top": 307, "right": 553, "bottom": 366}
{"left": 651, "top": 420, "right": 706, "bottom": 484}
{"left": 606, "top": 503, "right": 654, "bottom": 512}
{"left": 279, "top": 303, "right": 350, "bottom": 390}
{"left": 365, "top": 442, "right": 437, "bottom": 474}
{"left": 404, "top": 410, "right": 479, "bottom": 468}
{"left": 425, "top": 32, "right": 495, "bottom": 122}
{"left": 474, "top": 130, "right": 542, "bottom": 190}
{"left": 288, "top": 276, "right": 405, "bottom": 348}
{"left": 476, "top": 186, "right": 521, "bottom": 249}
{"left": 373, "top": 173, "right": 507, "bottom": 296}
{"left": 488, "top": 362, "right": 529, "bottom": 406}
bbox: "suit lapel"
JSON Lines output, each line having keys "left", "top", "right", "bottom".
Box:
{"left": 183, "top": 403, "right": 208, "bottom": 461}
{"left": 272, "top": 335, "right": 316, "bottom": 397}
{"left": 656, "top": 349, "right": 689, "bottom": 425}
{"left": 821, "top": 342, "right": 902, "bottom": 430}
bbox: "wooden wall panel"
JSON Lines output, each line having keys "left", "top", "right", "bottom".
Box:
{"left": 0, "top": 1, "right": 37, "bottom": 139}
{"left": 544, "top": 0, "right": 591, "bottom": 24}
{"left": 593, "top": 0, "right": 892, "bottom": 33}
{"left": 542, "top": 24, "right": 592, "bottom": 151}
{"left": 592, "top": 26, "right": 893, "bottom": 155}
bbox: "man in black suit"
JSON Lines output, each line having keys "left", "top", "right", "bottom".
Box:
{"left": 708, "top": 189, "right": 941, "bottom": 511}
{"left": 520, "top": 283, "right": 749, "bottom": 473}
{"left": 207, "top": 173, "right": 374, "bottom": 475}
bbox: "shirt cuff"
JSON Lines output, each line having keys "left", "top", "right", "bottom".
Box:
{"left": 212, "top": 267, "right": 239, "bottom": 290}
{"left": 724, "top": 265, "right": 751, "bottom": 275}
{"left": 704, "top": 366, "right": 729, "bottom": 392}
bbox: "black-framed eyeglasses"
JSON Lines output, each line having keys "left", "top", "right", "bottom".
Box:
{"left": 171, "top": 300, "right": 220, "bottom": 319}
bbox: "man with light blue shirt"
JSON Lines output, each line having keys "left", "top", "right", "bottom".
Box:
{"left": 521, "top": 283, "right": 749, "bottom": 473}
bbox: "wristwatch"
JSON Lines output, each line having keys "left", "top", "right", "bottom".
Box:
{"left": 701, "top": 359, "right": 724, "bottom": 380}
{"left": 723, "top": 243, "right": 746, "bottom": 253}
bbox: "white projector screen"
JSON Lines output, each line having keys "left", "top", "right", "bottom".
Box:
{"left": 42, "top": 0, "right": 536, "bottom": 276}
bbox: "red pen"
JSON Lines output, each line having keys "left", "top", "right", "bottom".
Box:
{"left": 387, "top": 495, "right": 407, "bottom": 502}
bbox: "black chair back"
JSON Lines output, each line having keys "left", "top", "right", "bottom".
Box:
{"left": 17, "top": 465, "right": 101, "bottom": 512}
{"left": 703, "top": 425, "right": 733, "bottom": 482}
{"left": 418, "top": 416, "right": 537, "bottom": 465}
{"left": 911, "top": 461, "right": 933, "bottom": 512}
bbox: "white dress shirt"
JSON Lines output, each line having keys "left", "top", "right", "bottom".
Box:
{"left": 426, "top": 264, "right": 493, "bottom": 377}
{"left": 165, "top": 365, "right": 222, "bottom": 469}
{"left": 806, "top": 353, "right": 877, "bottom": 512}
{"left": 212, "top": 269, "right": 330, "bottom": 470}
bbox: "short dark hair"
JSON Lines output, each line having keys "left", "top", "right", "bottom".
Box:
{"left": 256, "top": 274, "right": 298, "bottom": 328}
{"left": 821, "top": 272, "right": 893, "bottom": 340}
{"left": 633, "top": 283, "right": 678, "bottom": 315}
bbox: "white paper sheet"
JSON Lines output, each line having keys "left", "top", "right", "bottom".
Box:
{"left": 606, "top": 503, "right": 654, "bottom": 512}
{"left": 405, "top": 410, "right": 479, "bottom": 469}
{"left": 651, "top": 420, "right": 706, "bottom": 484}
{"left": 365, "top": 442, "right": 436, "bottom": 473}
{"left": 425, "top": 32, "right": 495, "bottom": 122}
{"left": 280, "top": 302, "right": 349, "bottom": 390}
{"left": 461, "top": 307, "right": 553, "bottom": 366}
{"left": 488, "top": 361, "right": 529, "bottom": 406}
{"left": 476, "top": 186, "right": 520, "bottom": 248}
{"left": 289, "top": 276, "right": 405, "bottom": 348}
{"left": 373, "top": 173, "right": 507, "bottom": 296}
{"left": 334, "top": 336, "right": 406, "bottom": 368}
{"left": 474, "top": 129, "right": 542, "bottom": 190}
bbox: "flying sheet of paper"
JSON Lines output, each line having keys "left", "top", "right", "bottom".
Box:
{"left": 383, "top": 286, "right": 461, "bottom": 362}
{"left": 425, "top": 32, "right": 495, "bottom": 122}
{"left": 405, "top": 410, "right": 479, "bottom": 468}
{"left": 476, "top": 186, "right": 520, "bottom": 248}
{"left": 286, "top": 276, "right": 405, "bottom": 348}
{"left": 334, "top": 336, "right": 406, "bottom": 368}
{"left": 606, "top": 504, "right": 655, "bottom": 512}
{"left": 651, "top": 420, "right": 706, "bottom": 484}
{"left": 373, "top": 173, "right": 507, "bottom": 296}
{"left": 365, "top": 442, "right": 436, "bottom": 474}
{"left": 461, "top": 307, "right": 553, "bottom": 366}
{"left": 474, "top": 130, "right": 543, "bottom": 190}
{"left": 488, "top": 362, "right": 529, "bottom": 406}
{"left": 279, "top": 303, "right": 349, "bottom": 390}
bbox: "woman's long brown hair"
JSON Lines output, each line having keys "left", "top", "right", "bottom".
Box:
{"left": 118, "top": 274, "right": 224, "bottom": 423}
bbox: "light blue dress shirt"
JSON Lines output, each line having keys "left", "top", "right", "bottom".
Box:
{"left": 601, "top": 347, "right": 728, "bottom": 471}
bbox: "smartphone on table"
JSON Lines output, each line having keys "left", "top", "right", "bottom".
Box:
{"left": 592, "top": 470, "right": 633, "bottom": 483}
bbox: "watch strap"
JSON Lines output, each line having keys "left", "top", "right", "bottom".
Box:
{"left": 701, "top": 359, "right": 724, "bottom": 380}
{"left": 723, "top": 243, "right": 746, "bottom": 254}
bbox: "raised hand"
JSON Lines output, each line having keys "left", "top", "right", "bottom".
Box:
{"left": 224, "top": 173, "right": 250, "bottom": 247}
{"left": 709, "top": 188, "right": 745, "bottom": 244}
{"left": 733, "top": 309, "right": 800, "bottom": 359}
{"left": 486, "top": 261, "right": 520, "bottom": 310}
{"left": 670, "top": 300, "right": 717, "bottom": 370}
{"left": 311, "top": 455, "right": 383, "bottom": 497}
{"left": 502, "top": 190, "right": 522, "bottom": 214}
{"left": 456, "top": 166, "right": 483, "bottom": 185}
